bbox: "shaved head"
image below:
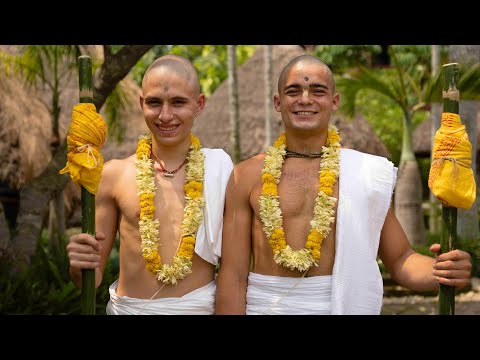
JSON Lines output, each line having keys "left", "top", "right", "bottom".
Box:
{"left": 278, "top": 55, "right": 335, "bottom": 95}
{"left": 142, "top": 54, "right": 201, "bottom": 95}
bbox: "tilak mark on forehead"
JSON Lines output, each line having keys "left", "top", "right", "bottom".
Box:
{"left": 164, "top": 86, "right": 168, "bottom": 92}
{"left": 304, "top": 76, "right": 309, "bottom": 81}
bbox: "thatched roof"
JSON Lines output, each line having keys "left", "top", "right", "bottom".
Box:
{"left": 0, "top": 46, "right": 52, "bottom": 189}
{"left": 413, "top": 113, "right": 480, "bottom": 157}
{"left": 0, "top": 45, "right": 147, "bottom": 190}
{"left": 0, "top": 45, "right": 148, "bottom": 226}
{"left": 193, "top": 45, "right": 390, "bottom": 160}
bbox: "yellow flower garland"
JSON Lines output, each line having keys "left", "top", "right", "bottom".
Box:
{"left": 259, "top": 124, "right": 341, "bottom": 272}
{"left": 135, "top": 133, "right": 205, "bottom": 284}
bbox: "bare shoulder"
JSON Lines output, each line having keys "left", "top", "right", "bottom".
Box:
{"left": 235, "top": 153, "right": 265, "bottom": 176}
{"left": 98, "top": 154, "right": 136, "bottom": 198}
{"left": 102, "top": 154, "right": 136, "bottom": 179}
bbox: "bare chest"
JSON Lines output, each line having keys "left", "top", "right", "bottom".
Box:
{"left": 117, "top": 171, "right": 187, "bottom": 228}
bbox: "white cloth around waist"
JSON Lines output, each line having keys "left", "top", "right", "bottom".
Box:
{"left": 246, "top": 272, "right": 332, "bottom": 315}
{"left": 106, "top": 279, "right": 216, "bottom": 315}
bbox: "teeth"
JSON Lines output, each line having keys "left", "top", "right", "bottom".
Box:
{"left": 158, "top": 125, "right": 177, "bottom": 131}
{"left": 296, "top": 111, "right": 315, "bottom": 115}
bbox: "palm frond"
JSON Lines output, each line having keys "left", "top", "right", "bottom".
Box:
{"left": 104, "top": 80, "right": 134, "bottom": 142}
{"left": 424, "top": 62, "right": 480, "bottom": 103}
{"left": 337, "top": 66, "right": 402, "bottom": 117}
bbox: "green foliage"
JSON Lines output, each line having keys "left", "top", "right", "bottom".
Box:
{"left": 353, "top": 88, "right": 429, "bottom": 165}
{"left": 173, "top": 45, "right": 257, "bottom": 97}
{"left": 131, "top": 45, "right": 257, "bottom": 98}
{"left": 0, "top": 45, "right": 80, "bottom": 90}
{"left": 104, "top": 81, "right": 136, "bottom": 143}
{"left": 130, "top": 45, "right": 171, "bottom": 86}
{"left": 315, "top": 45, "right": 382, "bottom": 72}
{"left": 0, "top": 231, "right": 119, "bottom": 314}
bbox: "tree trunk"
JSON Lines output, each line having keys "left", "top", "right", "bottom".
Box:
{"left": 48, "top": 74, "right": 66, "bottom": 248}
{"left": 264, "top": 45, "right": 273, "bottom": 150}
{"left": 395, "top": 110, "right": 426, "bottom": 245}
{"left": 12, "top": 45, "right": 153, "bottom": 264}
{"left": 448, "top": 45, "right": 480, "bottom": 242}
{"left": 13, "top": 142, "right": 70, "bottom": 263}
{"left": 47, "top": 190, "right": 65, "bottom": 250}
{"left": 395, "top": 159, "right": 426, "bottom": 245}
{"left": 0, "top": 201, "right": 10, "bottom": 252}
{"left": 227, "top": 45, "right": 240, "bottom": 163}
{"left": 92, "top": 45, "right": 153, "bottom": 111}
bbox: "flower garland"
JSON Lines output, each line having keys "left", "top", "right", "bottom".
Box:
{"left": 135, "top": 133, "right": 205, "bottom": 284}
{"left": 258, "top": 124, "right": 341, "bottom": 272}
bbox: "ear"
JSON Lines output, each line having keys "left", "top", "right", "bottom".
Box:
{"left": 139, "top": 92, "right": 145, "bottom": 110}
{"left": 274, "top": 94, "right": 281, "bottom": 113}
{"left": 196, "top": 93, "right": 206, "bottom": 113}
{"left": 332, "top": 92, "right": 340, "bottom": 112}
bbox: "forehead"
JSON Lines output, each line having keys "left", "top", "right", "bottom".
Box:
{"left": 143, "top": 66, "right": 195, "bottom": 96}
{"left": 286, "top": 62, "right": 330, "bottom": 84}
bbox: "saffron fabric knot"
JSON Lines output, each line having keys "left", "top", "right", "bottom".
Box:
{"left": 428, "top": 112, "right": 476, "bottom": 209}
{"left": 59, "top": 103, "right": 107, "bottom": 195}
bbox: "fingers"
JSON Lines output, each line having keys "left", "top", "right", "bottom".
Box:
{"left": 68, "top": 233, "right": 102, "bottom": 251}
{"left": 95, "top": 231, "right": 106, "bottom": 241}
{"left": 432, "top": 248, "right": 472, "bottom": 289}
{"left": 435, "top": 276, "right": 471, "bottom": 289}
{"left": 433, "top": 268, "right": 471, "bottom": 279}
{"left": 435, "top": 249, "right": 471, "bottom": 263}
{"left": 429, "top": 243, "right": 441, "bottom": 255}
{"left": 69, "top": 254, "right": 101, "bottom": 269}
{"left": 67, "top": 232, "right": 103, "bottom": 270}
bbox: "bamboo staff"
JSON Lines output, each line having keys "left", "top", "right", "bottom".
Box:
{"left": 78, "top": 55, "right": 96, "bottom": 315}
{"left": 438, "top": 63, "right": 459, "bottom": 315}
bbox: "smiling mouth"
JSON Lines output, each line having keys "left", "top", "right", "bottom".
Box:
{"left": 156, "top": 124, "right": 179, "bottom": 132}
{"left": 293, "top": 111, "right": 318, "bottom": 115}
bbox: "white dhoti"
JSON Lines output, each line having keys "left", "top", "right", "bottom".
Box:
{"left": 106, "top": 280, "right": 216, "bottom": 315}
{"left": 105, "top": 148, "right": 233, "bottom": 316}
{"left": 245, "top": 149, "right": 396, "bottom": 315}
{"left": 246, "top": 272, "right": 332, "bottom": 315}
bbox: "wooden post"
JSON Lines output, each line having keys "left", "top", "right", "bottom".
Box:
{"left": 438, "top": 63, "right": 459, "bottom": 315}
{"left": 78, "top": 55, "right": 96, "bottom": 315}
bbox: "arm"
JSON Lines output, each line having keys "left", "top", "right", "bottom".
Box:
{"left": 67, "top": 160, "right": 120, "bottom": 288}
{"left": 215, "top": 164, "right": 253, "bottom": 314}
{"left": 379, "top": 207, "right": 471, "bottom": 292}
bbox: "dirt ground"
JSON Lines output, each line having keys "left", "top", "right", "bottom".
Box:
{"left": 381, "top": 278, "right": 480, "bottom": 315}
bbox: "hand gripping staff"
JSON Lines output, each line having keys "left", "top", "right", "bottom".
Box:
{"left": 59, "top": 56, "right": 107, "bottom": 314}
{"left": 428, "top": 63, "right": 476, "bottom": 315}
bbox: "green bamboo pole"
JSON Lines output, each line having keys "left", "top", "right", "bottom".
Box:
{"left": 78, "top": 55, "right": 96, "bottom": 315}
{"left": 438, "top": 63, "right": 459, "bottom": 315}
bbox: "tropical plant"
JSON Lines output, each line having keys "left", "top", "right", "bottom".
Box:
{"left": 0, "top": 45, "right": 153, "bottom": 264}
{"left": 0, "top": 230, "right": 118, "bottom": 314}
{"left": 337, "top": 45, "right": 480, "bottom": 245}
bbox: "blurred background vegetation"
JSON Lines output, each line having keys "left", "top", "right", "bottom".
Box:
{"left": 1, "top": 44, "right": 479, "bottom": 314}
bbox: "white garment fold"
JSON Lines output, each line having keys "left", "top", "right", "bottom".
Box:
{"left": 244, "top": 149, "right": 397, "bottom": 315}
{"left": 331, "top": 149, "right": 397, "bottom": 314}
{"left": 106, "top": 279, "right": 216, "bottom": 315}
{"left": 195, "top": 148, "right": 234, "bottom": 265}
{"left": 246, "top": 273, "right": 332, "bottom": 315}
{"left": 105, "top": 148, "right": 232, "bottom": 315}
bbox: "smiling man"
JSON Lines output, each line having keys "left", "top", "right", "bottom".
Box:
{"left": 67, "top": 55, "right": 233, "bottom": 315}
{"left": 215, "top": 54, "right": 471, "bottom": 315}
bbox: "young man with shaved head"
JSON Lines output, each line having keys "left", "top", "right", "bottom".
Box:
{"left": 215, "top": 54, "right": 471, "bottom": 315}
{"left": 67, "top": 55, "right": 233, "bottom": 314}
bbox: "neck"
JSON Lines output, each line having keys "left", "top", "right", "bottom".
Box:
{"left": 151, "top": 137, "right": 191, "bottom": 164}
{"left": 284, "top": 130, "right": 327, "bottom": 153}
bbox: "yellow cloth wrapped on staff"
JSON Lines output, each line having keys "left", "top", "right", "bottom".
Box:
{"left": 428, "top": 112, "right": 476, "bottom": 209}
{"left": 59, "top": 103, "right": 107, "bottom": 195}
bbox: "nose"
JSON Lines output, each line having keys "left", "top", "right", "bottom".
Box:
{"left": 298, "top": 92, "right": 312, "bottom": 104}
{"left": 159, "top": 104, "right": 174, "bottom": 122}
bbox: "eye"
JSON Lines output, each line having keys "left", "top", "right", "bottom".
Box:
{"left": 286, "top": 89, "right": 301, "bottom": 95}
